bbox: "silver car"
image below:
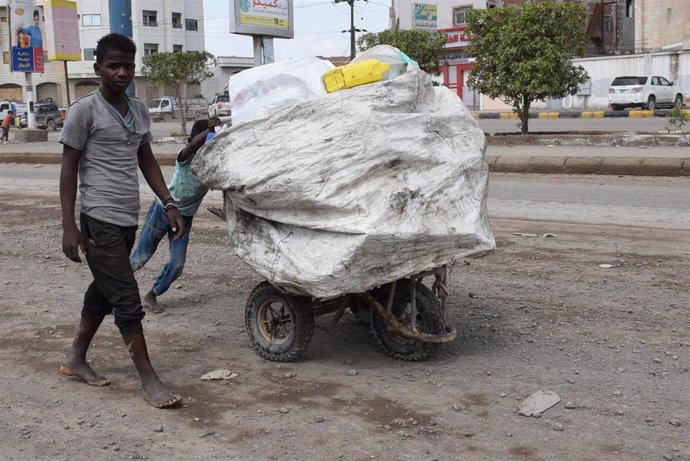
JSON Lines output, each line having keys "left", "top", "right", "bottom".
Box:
{"left": 608, "top": 75, "right": 683, "bottom": 111}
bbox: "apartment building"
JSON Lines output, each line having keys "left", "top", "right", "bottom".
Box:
{"left": 0, "top": 0, "right": 205, "bottom": 106}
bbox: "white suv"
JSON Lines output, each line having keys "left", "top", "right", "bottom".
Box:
{"left": 608, "top": 75, "right": 683, "bottom": 111}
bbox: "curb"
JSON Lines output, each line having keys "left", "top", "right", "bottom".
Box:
{"left": 2, "top": 152, "right": 687, "bottom": 177}
{"left": 472, "top": 108, "right": 690, "bottom": 120}
{"left": 489, "top": 156, "right": 690, "bottom": 177}
{"left": 486, "top": 133, "right": 690, "bottom": 147}
{"left": 0, "top": 153, "right": 179, "bottom": 167}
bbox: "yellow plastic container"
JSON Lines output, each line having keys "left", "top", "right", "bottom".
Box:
{"left": 323, "top": 67, "right": 346, "bottom": 93}
{"left": 323, "top": 59, "right": 391, "bottom": 93}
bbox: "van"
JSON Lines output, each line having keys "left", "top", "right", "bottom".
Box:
{"left": 0, "top": 101, "right": 28, "bottom": 127}
{"left": 148, "top": 96, "right": 209, "bottom": 122}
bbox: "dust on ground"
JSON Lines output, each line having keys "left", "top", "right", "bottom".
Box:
{"left": 0, "top": 190, "right": 688, "bottom": 461}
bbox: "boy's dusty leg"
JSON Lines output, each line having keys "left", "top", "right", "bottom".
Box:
{"left": 143, "top": 289, "right": 163, "bottom": 313}
{"left": 60, "top": 317, "right": 111, "bottom": 386}
{"left": 122, "top": 331, "right": 181, "bottom": 409}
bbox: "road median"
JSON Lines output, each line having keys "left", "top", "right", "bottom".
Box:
{"left": 490, "top": 155, "right": 690, "bottom": 176}
{"left": 1, "top": 132, "right": 688, "bottom": 176}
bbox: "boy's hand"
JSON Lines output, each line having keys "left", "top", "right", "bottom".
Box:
{"left": 62, "top": 224, "right": 84, "bottom": 263}
{"left": 166, "top": 208, "right": 185, "bottom": 240}
{"left": 208, "top": 117, "right": 221, "bottom": 131}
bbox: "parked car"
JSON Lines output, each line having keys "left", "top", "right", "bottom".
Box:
{"left": 19, "top": 102, "right": 63, "bottom": 130}
{"left": 608, "top": 75, "right": 684, "bottom": 111}
{"left": 148, "top": 95, "right": 209, "bottom": 122}
{"left": 208, "top": 93, "right": 231, "bottom": 120}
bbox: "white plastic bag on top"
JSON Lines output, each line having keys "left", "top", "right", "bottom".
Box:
{"left": 227, "top": 57, "right": 334, "bottom": 125}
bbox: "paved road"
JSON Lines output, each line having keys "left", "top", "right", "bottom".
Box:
{"left": 489, "top": 173, "right": 689, "bottom": 230}
{"left": 3, "top": 164, "right": 687, "bottom": 229}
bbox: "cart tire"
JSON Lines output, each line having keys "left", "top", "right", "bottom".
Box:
{"left": 245, "top": 282, "right": 314, "bottom": 362}
{"left": 369, "top": 280, "right": 445, "bottom": 361}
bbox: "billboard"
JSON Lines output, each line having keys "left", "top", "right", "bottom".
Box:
{"left": 413, "top": 3, "right": 437, "bottom": 30}
{"left": 229, "top": 0, "right": 294, "bottom": 39}
{"left": 44, "top": 0, "right": 81, "bottom": 61}
{"left": 10, "top": 0, "right": 44, "bottom": 72}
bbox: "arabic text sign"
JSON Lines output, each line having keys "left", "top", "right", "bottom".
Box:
{"left": 444, "top": 27, "right": 469, "bottom": 49}
{"left": 45, "top": 0, "right": 81, "bottom": 61}
{"left": 230, "top": 0, "right": 294, "bottom": 38}
{"left": 413, "top": 3, "right": 437, "bottom": 30}
{"left": 10, "top": 0, "right": 44, "bottom": 72}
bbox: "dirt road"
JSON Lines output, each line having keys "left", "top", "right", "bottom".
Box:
{"left": 0, "top": 178, "right": 688, "bottom": 460}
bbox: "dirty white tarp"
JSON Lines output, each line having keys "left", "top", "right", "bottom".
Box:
{"left": 193, "top": 69, "right": 495, "bottom": 298}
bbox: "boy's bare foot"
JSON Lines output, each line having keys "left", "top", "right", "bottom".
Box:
{"left": 144, "top": 290, "right": 163, "bottom": 314}
{"left": 59, "top": 360, "right": 111, "bottom": 386}
{"left": 142, "top": 377, "right": 182, "bottom": 409}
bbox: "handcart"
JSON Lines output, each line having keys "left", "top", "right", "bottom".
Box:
{"left": 244, "top": 265, "right": 457, "bottom": 362}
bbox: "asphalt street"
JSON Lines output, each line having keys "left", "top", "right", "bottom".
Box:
{"left": 2, "top": 164, "right": 686, "bottom": 229}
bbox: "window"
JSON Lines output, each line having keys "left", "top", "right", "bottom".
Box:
{"left": 659, "top": 77, "right": 672, "bottom": 86}
{"left": 82, "top": 14, "right": 101, "bottom": 26}
{"left": 84, "top": 48, "right": 96, "bottom": 61}
{"left": 603, "top": 16, "right": 612, "bottom": 32}
{"left": 453, "top": 6, "right": 471, "bottom": 26}
{"left": 143, "top": 43, "right": 158, "bottom": 56}
{"left": 143, "top": 10, "right": 158, "bottom": 27}
{"left": 172, "top": 12, "right": 182, "bottom": 29}
{"left": 173, "top": 45, "right": 183, "bottom": 53}
{"left": 1, "top": 15, "right": 8, "bottom": 23}
{"left": 626, "top": 0, "right": 633, "bottom": 18}
{"left": 3, "top": 52, "right": 9, "bottom": 64}
{"left": 185, "top": 19, "right": 198, "bottom": 31}
{"left": 667, "top": 8, "right": 672, "bottom": 24}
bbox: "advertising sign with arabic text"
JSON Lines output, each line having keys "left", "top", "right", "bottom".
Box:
{"left": 10, "top": 0, "right": 45, "bottom": 72}
{"left": 230, "top": 0, "right": 294, "bottom": 38}
{"left": 413, "top": 3, "right": 437, "bottom": 30}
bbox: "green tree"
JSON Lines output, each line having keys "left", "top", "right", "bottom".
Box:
{"left": 466, "top": 3, "right": 589, "bottom": 134}
{"left": 142, "top": 51, "right": 215, "bottom": 136}
{"left": 356, "top": 29, "right": 448, "bottom": 75}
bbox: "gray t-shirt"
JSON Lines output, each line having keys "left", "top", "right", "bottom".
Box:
{"left": 59, "top": 91, "right": 153, "bottom": 227}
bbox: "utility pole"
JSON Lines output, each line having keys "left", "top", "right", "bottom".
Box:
{"left": 335, "top": 0, "right": 366, "bottom": 61}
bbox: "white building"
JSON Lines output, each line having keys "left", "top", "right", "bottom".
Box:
{"left": 0, "top": 0, "right": 205, "bottom": 106}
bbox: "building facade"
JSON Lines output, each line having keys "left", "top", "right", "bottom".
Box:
{"left": 391, "top": 0, "right": 689, "bottom": 109}
{"left": 0, "top": 0, "right": 205, "bottom": 107}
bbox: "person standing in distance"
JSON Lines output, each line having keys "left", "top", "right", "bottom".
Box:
{"left": 58, "top": 33, "right": 185, "bottom": 408}
{"left": 1, "top": 110, "right": 15, "bottom": 143}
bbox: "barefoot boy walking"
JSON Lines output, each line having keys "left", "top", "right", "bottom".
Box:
{"left": 59, "top": 33, "right": 185, "bottom": 408}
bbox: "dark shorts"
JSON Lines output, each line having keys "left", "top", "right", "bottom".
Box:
{"left": 80, "top": 213, "right": 144, "bottom": 335}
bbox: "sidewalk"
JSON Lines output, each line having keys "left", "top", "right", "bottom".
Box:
{"left": 0, "top": 139, "right": 688, "bottom": 176}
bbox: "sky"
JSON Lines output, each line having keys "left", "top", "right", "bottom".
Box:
{"left": 202, "top": 0, "right": 391, "bottom": 61}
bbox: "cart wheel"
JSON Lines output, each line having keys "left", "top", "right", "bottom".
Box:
{"left": 369, "top": 279, "right": 445, "bottom": 361}
{"left": 245, "top": 282, "right": 314, "bottom": 362}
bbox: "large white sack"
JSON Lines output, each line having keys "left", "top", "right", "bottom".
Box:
{"left": 193, "top": 69, "right": 495, "bottom": 298}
